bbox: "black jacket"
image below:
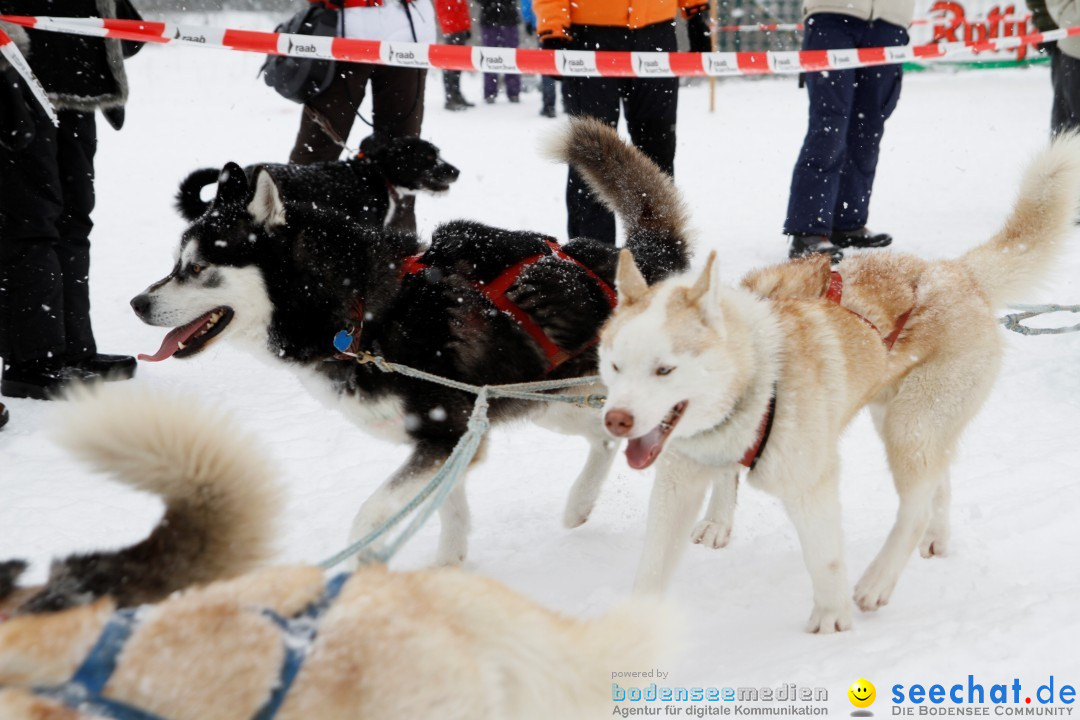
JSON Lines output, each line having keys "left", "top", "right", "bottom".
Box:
{"left": 0, "top": 0, "right": 130, "bottom": 111}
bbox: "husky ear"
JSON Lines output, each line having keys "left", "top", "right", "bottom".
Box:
{"left": 616, "top": 249, "right": 649, "bottom": 305}
{"left": 215, "top": 162, "right": 249, "bottom": 205}
{"left": 686, "top": 251, "right": 718, "bottom": 306}
{"left": 247, "top": 168, "right": 287, "bottom": 228}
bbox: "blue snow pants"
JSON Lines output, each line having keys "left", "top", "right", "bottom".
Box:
{"left": 783, "top": 13, "right": 908, "bottom": 237}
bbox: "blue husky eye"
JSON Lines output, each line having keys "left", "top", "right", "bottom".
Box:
{"left": 656, "top": 366, "right": 675, "bottom": 376}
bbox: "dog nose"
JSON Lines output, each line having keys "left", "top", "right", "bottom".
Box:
{"left": 447, "top": 164, "right": 460, "bottom": 179}
{"left": 605, "top": 409, "right": 634, "bottom": 437}
{"left": 130, "top": 294, "right": 151, "bottom": 318}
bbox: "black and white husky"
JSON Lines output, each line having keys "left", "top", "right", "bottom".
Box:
{"left": 131, "top": 118, "right": 690, "bottom": 564}
{"left": 174, "top": 134, "right": 460, "bottom": 228}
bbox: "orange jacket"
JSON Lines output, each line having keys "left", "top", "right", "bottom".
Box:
{"left": 534, "top": 0, "right": 706, "bottom": 41}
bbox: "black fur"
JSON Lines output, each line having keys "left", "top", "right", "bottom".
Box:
{"left": 174, "top": 134, "right": 460, "bottom": 226}
{"left": 138, "top": 158, "right": 688, "bottom": 449}
{"left": 0, "top": 560, "right": 27, "bottom": 602}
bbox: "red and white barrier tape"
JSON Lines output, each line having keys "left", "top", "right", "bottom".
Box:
{"left": 711, "top": 14, "right": 1029, "bottom": 32}
{"left": 0, "top": 14, "right": 1073, "bottom": 78}
{"left": 0, "top": 26, "right": 57, "bottom": 125}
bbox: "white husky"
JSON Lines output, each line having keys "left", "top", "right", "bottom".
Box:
{"left": 595, "top": 134, "right": 1080, "bottom": 633}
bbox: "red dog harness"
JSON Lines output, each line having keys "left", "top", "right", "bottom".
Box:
{"left": 336, "top": 241, "right": 616, "bottom": 373}
{"left": 826, "top": 271, "right": 913, "bottom": 351}
{"left": 737, "top": 272, "right": 915, "bottom": 470}
{"left": 402, "top": 240, "right": 617, "bottom": 372}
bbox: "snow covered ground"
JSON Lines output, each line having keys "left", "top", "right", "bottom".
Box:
{"left": 2, "top": 21, "right": 1079, "bottom": 716}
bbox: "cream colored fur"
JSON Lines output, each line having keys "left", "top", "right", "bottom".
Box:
{"left": 55, "top": 384, "right": 283, "bottom": 584}
{"left": 0, "top": 565, "right": 672, "bottom": 720}
{"left": 600, "top": 133, "right": 1080, "bottom": 633}
{"left": 1, "top": 385, "right": 283, "bottom": 616}
{"left": 0, "top": 388, "right": 672, "bottom": 718}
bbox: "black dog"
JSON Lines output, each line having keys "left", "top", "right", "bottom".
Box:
{"left": 175, "top": 134, "right": 459, "bottom": 227}
{"left": 133, "top": 118, "right": 690, "bottom": 566}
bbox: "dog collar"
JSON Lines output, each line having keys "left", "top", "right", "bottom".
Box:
{"left": 28, "top": 574, "right": 352, "bottom": 720}
{"left": 738, "top": 388, "right": 776, "bottom": 470}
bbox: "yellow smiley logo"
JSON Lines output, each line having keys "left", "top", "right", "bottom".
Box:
{"left": 848, "top": 679, "right": 876, "bottom": 709}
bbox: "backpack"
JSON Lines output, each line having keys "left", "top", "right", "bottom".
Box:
{"left": 260, "top": 3, "right": 341, "bottom": 104}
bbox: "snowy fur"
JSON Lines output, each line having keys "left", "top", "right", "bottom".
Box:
{"left": 0, "top": 385, "right": 281, "bottom": 614}
{"left": 600, "top": 135, "right": 1080, "bottom": 633}
{"left": 0, "top": 566, "right": 674, "bottom": 720}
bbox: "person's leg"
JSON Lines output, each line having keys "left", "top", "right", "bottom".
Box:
{"left": 0, "top": 109, "right": 104, "bottom": 397}
{"left": 1051, "top": 45, "right": 1068, "bottom": 135}
{"left": 371, "top": 66, "right": 427, "bottom": 232}
{"left": 623, "top": 22, "right": 679, "bottom": 178}
{"left": 1051, "top": 46, "right": 1080, "bottom": 135}
{"left": 541, "top": 75, "right": 557, "bottom": 114}
{"left": 502, "top": 26, "right": 522, "bottom": 99}
{"left": 831, "top": 21, "right": 907, "bottom": 234}
{"left": 481, "top": 25, "right": 500, "bottom": 100}
{"left": 53, "top": 110, "right": 97, "bottom": 361}
{"left": 442, "top": 31, "right": 473, "bottom": 110}
{"left": 371, "top": 66, "right": 427, "bottom": 138}
{"left": 0, "top": 107, "right": 65, "bottom": 367}
{"left": 562, "top": 26, "right": 624, "bottom": 243}
{"left": 783, "top": 14, "right": 860, "bottom": 238}
{"left": 289, "top": 65, "right": 371, "bottom": 164}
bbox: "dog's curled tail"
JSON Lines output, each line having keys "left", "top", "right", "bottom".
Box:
{"left": 962, "top": 132, "right": 1080, "bottom": 307}
{"left": 547, "top": 117, "right": 691, "bottom": 282}
{"left": 45, "top": 385, "right": 281, "bottom": 606}
{"left": 175, "top": 167, "right": 221, "bottom": 221}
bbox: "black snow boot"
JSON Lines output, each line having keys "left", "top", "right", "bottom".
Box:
{"left": 0, "top": 402, "right": 8, "bottom": 430}
{"left": 444, "top": 88, "right": 475, "bottom": 111}
{"left": 830, "top": 227, "right": 893, "bottom": 249}
{"left": 1, "top": 360, "right": 102, "bottom": 400}
{"left": 788, "top": 234, "right": 844, "bottom": 263}
{"left": 70, "top": 353, "right": 138, "bottom": 381}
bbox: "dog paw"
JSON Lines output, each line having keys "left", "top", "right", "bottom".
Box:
{"left": 436, "top": 540, "right": 468, "bottom": 566}
{"left": 805, "top": 603, "right": 853, "bottom": 634}
{"left": 853, "top": 570, "right": 897, "bottom": 612}
{"left": 918, "top": 529, "right": 950, "bottom": 558}
{"left": 690, "top": 519, "right": 731, "bottom": 549}
{"left": 563, "top": 504, "right": 592, "bottom": 529}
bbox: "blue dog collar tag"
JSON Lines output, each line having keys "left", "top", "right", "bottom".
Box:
{"left": 333, "top": 330, "right": 354, "bottom": 354}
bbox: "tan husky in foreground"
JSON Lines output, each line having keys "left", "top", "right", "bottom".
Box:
{"left": 0, "top": 387, "right": 669, "bottom": 720}
{"left": 0, "top": 564, "right": 667, "bottom": 720}
{"left": 596, "top": 134, "right": 1080, "bottom": 633}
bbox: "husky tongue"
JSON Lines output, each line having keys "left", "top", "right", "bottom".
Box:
{"left": 137, "top": 315, "right": 211, "bottom": 362}
{"left": 626, "top": 425, "right": 667, "bottom": 470}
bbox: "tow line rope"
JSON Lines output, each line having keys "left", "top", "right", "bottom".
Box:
{"left": 317, "top": 350, "right": 604, "bottom": 570}
{"left": 1000, "top": 304, "right": 1080, "bottom": 335}
{"left": 320, "top": 299, "right": 1078, "bottom": 567}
